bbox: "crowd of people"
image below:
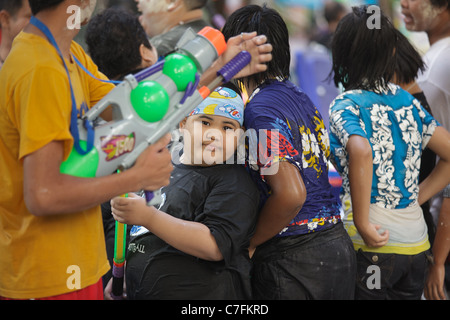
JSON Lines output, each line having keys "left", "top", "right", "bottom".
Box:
{"left": 0, "top": 0, "right": 449, "bottom": 301}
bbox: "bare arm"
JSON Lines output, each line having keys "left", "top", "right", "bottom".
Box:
{"left": 249, "top": 161, "right": 306, "bottom": 254}
{"left": 425, "top": 196, "right": 450, "bottom": 300}
{"left": 23, "top": 134, "right": 173, "bottom": 216}
{"left": 111, "top": 193, "right": 223, "bottom": 261}
{"left": 421, "top": 127, "right": 450, "bottom": 300}
{"left": 347, "top": 135, "right": 389, "bottom": 247}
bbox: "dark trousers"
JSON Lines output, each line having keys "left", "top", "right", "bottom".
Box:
{"left": 354, "top": 249, "right": 430, "bottom": 300}
{"left": 251, "top": 222, "right": 356, "bottom": 300}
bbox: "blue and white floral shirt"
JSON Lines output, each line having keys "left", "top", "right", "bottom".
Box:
{"left": 329, "top": 84, "right": 439, "bottom": 209}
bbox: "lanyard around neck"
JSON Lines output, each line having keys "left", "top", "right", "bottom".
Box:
{"left": 29, "top": 16, "right": 119, "bottom": 155}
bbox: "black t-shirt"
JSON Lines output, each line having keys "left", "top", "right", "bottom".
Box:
{"left": 413, "top": 91, "right": 437, "bottom": 245}
{"left": 125, "top": 163, "right": 259, "bottom": 300}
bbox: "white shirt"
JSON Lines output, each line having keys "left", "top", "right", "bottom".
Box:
{"left": 417, "top": 37, "right": 450, "bottom": 131}
{"left": 417, "top": 36, "right": 450, "bottom": 222}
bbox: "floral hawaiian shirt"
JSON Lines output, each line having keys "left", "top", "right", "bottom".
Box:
{"left": 329, "top": 84, "right": 439, "bottom": 209}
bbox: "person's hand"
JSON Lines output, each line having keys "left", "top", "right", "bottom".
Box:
{"left": 104, "top": 276, "right": 127, "bottom": 300}
{"left": 357, "top": 223, "right": 389, "bottom": 248}
{"left": 424, "top": 263, "right": 447, "bottom": 300}
{"left": 111, "top": 193, "right": 151, "bottom": 226}
{"left": 131, "top": 133, "right": 173, "bottom": 191}
{"left": 219, "top": 32, "right": 273, "bottom": 79}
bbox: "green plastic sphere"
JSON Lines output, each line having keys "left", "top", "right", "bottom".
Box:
{"left": 130, "top": 81, "right": 170, "bottom": 122}
{"left": 60, "top": 140, "right": 99, "bottom": 178}
{"left": 163, "top": 53, "right": 197, "bottom": 91}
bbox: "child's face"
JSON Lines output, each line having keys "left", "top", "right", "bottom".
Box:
{"left": 180, "top": 114, "right": 242, "bottom": 166}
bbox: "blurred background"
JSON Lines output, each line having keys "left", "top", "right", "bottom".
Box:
{"left": 75, "top": 0, "right": 429, "bottom": 198}
{"left": 77, "top": 0, "right": 428, "bottom": 131}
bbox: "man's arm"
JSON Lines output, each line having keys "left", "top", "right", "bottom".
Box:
{"left": 23, "top": 134, "right": 173, "bottom": 216}
{"left": 421, "top": 126, "right": 450, "bottom": 300}
{"left": 425, "top": 195, "right": 450, "bottom": 300}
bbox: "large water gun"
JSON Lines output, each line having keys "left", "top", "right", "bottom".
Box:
{"left": 59, "top": 26, "right": 251, "bottom": 299}
{"left": 60, "top": 26, "right": 250, "bottom": 202}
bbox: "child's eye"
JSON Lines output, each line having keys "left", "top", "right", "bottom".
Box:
{"left": 201, "top": 121, "right": 210, "bottom": 126}
{"left": 223, "top": 126, "right": 233, "bottom": 131}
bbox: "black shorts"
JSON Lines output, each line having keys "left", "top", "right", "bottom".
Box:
{"left": 251, "top": 222, "right": 356, "bottom": 300}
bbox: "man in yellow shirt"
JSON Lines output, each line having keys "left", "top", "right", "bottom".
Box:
{"left": 0, "top": 0, "right": 272, "bottom": 300}
{"left": 0, "top": 0, "right": 174, "bottom": 300}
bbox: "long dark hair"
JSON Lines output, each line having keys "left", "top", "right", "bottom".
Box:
{"left": 393, "top": 28, "right": 426, "bottom": 85}
{"left": 221, "top": 4, "right": 290, "bottom": 89}
{"left": 330, "top": 5, "right": 399, "bottom": 91}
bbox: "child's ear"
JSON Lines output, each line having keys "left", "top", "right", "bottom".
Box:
{"left": 179, "top": 118, "right": 187, "bottom": 129}
{"left": 139, "top": 44, "right": 157, "bottom": 66}
{"left": 0, "top": 10, "right": 11, "bottom": 29}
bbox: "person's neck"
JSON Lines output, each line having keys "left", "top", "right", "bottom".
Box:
{"left": 24, "top": 10, "right": 79, "bottom": 60}
{"left": 398, "top": 81, "right": 422, "bottom": 95}
{"left": 427, "top": 12, "right": 450, "bottom": 46}
{"left": 246, "top": 78, "right": 280, "bottom": 99}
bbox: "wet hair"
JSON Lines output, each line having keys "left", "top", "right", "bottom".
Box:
{"left": 393, "top": 28, "right": 426, "bottom": 85}
{"left": 86, "top": 8, "right": 153, "bottom": 80}
{"left": 222, "top": 81, "right": 242, "bottom": 97}
{"left": 221, "top": 4, "right": 290, "bottom": 89}
{"left": 330, "top": 5, "right": 398, "bottom": 91}
{"left": 430, "top": 0, "right": 450, "bottom": 10}
{"left": 28, "top": 0, "right": 64, "bottom": 15}
{"left": 0, "top": 0, "right": 26, "bottom": 16}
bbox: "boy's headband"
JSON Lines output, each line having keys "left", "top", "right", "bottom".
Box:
{"left": 189, "top": 86, "right": 244, "bottom": 126}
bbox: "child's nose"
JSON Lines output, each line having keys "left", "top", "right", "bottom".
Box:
{"left": 205, "top": 129, "right": 221, "bottom": 141}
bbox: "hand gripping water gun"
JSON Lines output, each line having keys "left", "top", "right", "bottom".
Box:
{"left": 59, "top": 26, "right": 251, "bottom": 299}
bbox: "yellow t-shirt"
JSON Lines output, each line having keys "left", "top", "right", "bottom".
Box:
{"left": 0, "top": 32, "right": 114, "bottom": 299}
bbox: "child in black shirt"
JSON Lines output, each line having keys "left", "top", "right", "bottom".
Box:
{"left": 109, "top": 86, "right": 259, "bottom": 299}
